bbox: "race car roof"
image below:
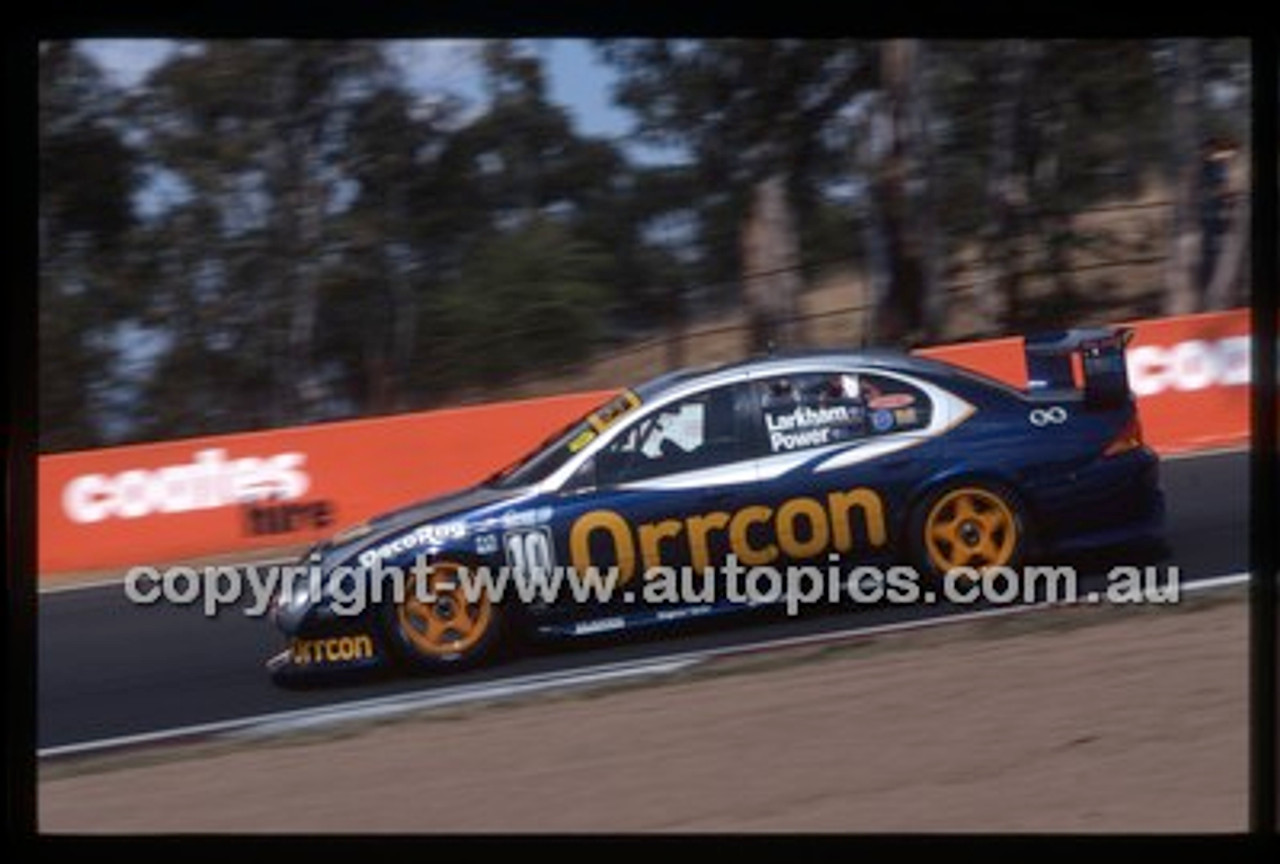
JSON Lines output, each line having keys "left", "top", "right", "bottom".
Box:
{"left": 637, "top": 348, "right": 986, "bottom": 401}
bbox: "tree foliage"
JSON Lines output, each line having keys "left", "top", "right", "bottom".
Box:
{"left": 39, "top": 43, "right": 140, "bottom": 451}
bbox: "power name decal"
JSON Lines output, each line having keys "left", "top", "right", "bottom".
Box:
{"left": 763, "top": 405, "right": 858, "bottom": 452}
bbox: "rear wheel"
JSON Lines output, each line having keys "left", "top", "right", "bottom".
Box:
{"left": 912, "top": 482, "right": 1028, "bottom": 580}
{"left": 383, "top": 560, "right": 503, "bottom": 671}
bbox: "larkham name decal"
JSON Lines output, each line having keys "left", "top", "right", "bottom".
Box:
{"left": 764, "top": 405, "right": 856, "bottom": 452}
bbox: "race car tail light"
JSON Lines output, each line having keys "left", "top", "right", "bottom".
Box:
{"left": 1103, "top": 414, "right": 1144, "bottom": 457}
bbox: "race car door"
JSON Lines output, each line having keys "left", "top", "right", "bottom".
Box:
{"left": 549, "top": 377, "right": 761, "bottom": 601}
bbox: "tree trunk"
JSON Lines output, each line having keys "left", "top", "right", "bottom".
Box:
{"left": 1206, "top": 155, "right": 1248, "bottom": 309}
{"left": 869, "top": 39, "right": 931, "bottom": 346}
{"left": 741, "top": 172, "right": 804, "bottom": 352}
{"left": 288, "top": 171, "right": 322, "bottom": 418}
{"left": 1163, "top": 39, "right": 1203, "bottom": 315}
{"left": 1031, "top": 95, "right": 1077, "bottom": 305}
{"left": 664, "top": 278, "right": 686, "bottom": 369}
{"left": 264, "top": 66, "right": 297, "bottom": 427}
{"left": 277, "top": 58, "right": 328, "bottom": 423}
{"left": 912, "top": 41, "right": 944, "bottom": 342}
{"left": 860, "top": 159, "right": 892, "bottom": 348}
{"left": 975, "top": 41, "right": 1033, "bottom": 334}
{"left": 386, "top": 240, "right": 417, "bottom": 412}
{"left": 851, "top": 85, "right": 890, "bottom": 348}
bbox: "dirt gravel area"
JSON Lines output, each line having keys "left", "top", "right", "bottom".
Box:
{"left": 40, "top": 593, "right": 1247, "bottom": 833}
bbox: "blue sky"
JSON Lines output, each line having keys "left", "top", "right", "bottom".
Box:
{"left": 542, "top": 40, "right": 632, "bottom": 140}
{"left": 79, "top": 38, "right": 636, "bottom": 143}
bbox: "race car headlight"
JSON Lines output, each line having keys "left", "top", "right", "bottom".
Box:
{"left": 278, "top": 577, "right": 313, "bottom": 611}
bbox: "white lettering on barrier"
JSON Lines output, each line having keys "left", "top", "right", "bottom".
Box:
{"left": 1127, "top": 335, "right": 1250, "bottom": 397}
{"left": 62, "top": 448, "right": 310, "bottom": 524}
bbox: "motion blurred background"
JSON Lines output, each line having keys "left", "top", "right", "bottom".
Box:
{"left": 39, "top": 38, "right": 1250, "bottom": 454}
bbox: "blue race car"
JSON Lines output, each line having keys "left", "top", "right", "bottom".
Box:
{"left": 268, "top": 328, "right": 1164, "bottom": 681}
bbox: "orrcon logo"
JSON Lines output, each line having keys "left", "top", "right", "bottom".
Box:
{"left": 1126, "top": 335, "right": 1250, "bottom": 397}
{"left": 62, "top": 448, "right": 310, "bottom": 524}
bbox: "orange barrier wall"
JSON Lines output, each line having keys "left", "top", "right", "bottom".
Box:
{"left": 37, "top": 309, "right": 1250, "bottom": 576}
{"left": 38, "top": 391, "right": 615, "bottom": 575}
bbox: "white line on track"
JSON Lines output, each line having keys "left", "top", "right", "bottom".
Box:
{"left": 1159, "top": 444, "right": 1249, "bottom": 461}
{"left": 38, "top": 570, "right": 1249, "bottom": 761}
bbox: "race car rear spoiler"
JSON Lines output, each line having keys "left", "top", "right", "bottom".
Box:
{"left": 1024, "top": 327, "right": 1134, "bottom": 409}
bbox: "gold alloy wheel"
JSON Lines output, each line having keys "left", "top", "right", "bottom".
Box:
{"left": 923, "top": 487, "right": 1019, "bottom": 573}
{"left": 395, "top": 561, "right": 493, "bottom": 659}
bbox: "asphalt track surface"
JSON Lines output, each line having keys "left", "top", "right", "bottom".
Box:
{"left": 38, "top": 450, "right": 1249, "bottom": 750}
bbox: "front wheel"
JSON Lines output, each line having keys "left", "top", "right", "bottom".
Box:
{"left": 381, "top": 560, "right": 504, "bottom": 672}
{"left": 910, "top": 481, "right": 1030, "bottom": 580}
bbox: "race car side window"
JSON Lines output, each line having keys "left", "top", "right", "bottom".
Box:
{"left": 576, "top": 383, "right": 751, "bottom": 487}
{"left": 752, "top": 372, "right": 869, "bottom": 456}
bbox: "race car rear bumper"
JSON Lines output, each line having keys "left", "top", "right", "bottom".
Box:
{"left": 1033, "top": 447, "right": 1166, "bottom": 559}
{"left": 1048, "top": 490, "right": 1167, "bottom": 559}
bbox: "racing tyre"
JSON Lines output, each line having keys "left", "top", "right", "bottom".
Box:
{"left": 910, "top": 481, "right": 1030, "bottom": 582}
{"left": 382, "top": 560, "right": 504, "bottom": 671}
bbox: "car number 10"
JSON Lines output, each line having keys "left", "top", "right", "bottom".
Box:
{"left": 504, "top": 527, "right": 555, "bottom": 574}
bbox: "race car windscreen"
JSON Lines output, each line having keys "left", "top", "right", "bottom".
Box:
{"left": 483, "top": 390, "right": 642, "bottom": 489}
